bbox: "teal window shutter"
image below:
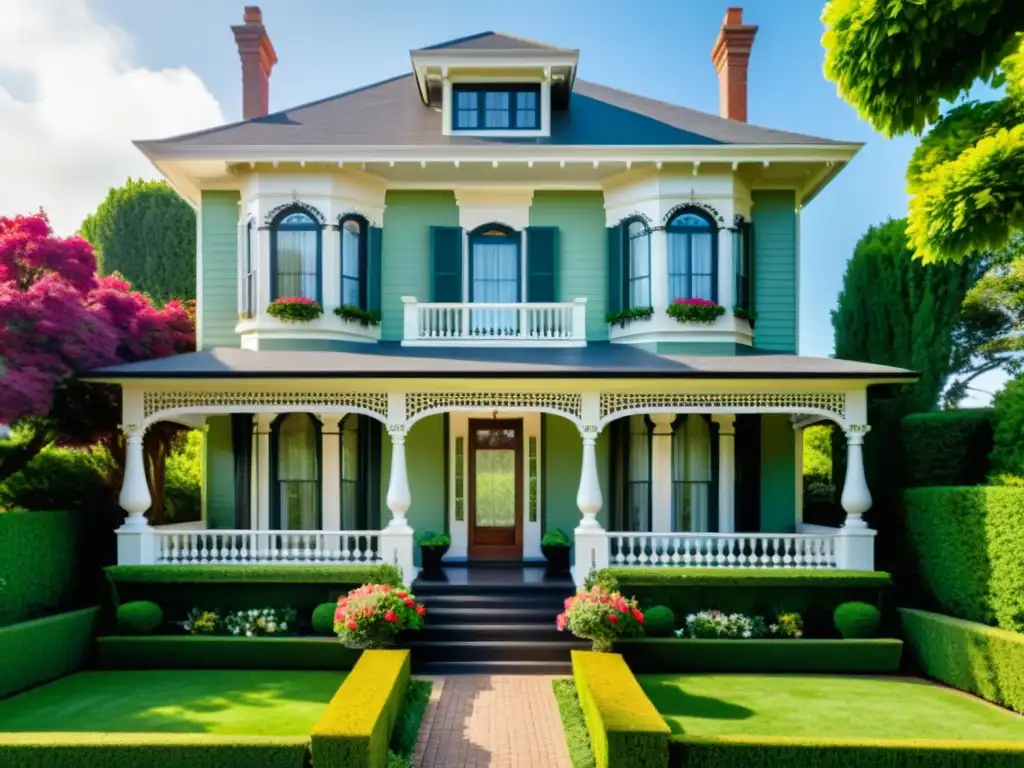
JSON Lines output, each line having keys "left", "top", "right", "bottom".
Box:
{"left": 430, "top": 226, "right": 463, "bottom": 302}
{"left": 367, "top": 225, "right": 383, "bottom": 315}
{"left": 526, "top": 226, "right": 559, "bottom": 302}
{"left": 606, "top": 225, "right": 624, "bottom": 315}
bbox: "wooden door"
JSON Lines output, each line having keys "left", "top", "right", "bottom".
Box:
{"left": 468, "top": 419, "right": 523, "bottom": 560}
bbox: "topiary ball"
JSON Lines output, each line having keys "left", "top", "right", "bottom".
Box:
{"left": 643, "top": 605, "right": 676, "bottom": 637}
{"left": 116, "top": 601, "right": 164, "bottom": 635}
{"left": 312, "top": 602, "right": 338, "bottom": 635}
{"left": 833, "top": 601, "right": 881, "bottom": 638}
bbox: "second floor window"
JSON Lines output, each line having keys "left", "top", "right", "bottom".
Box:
{"left": 272, "top": 208, "right": 321, "bottom": 302}
{"left": 241, "top": 220, "right": 256, "bottom": 317}
{"left": 626, "top": 220, "right": 651, "bottom": 309}
{"left": 340, "top": 215, "right": 368, "bottom": 309}
{"left": 733, "top": 219, "right": 753, "bottom": 312}
{"left": 667, "top": 209, "right": 717, "bottom": 302}
{"left": 453, "top": 85, "right": 541, "bottom": 130}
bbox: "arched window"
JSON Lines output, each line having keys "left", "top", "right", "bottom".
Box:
{"left": 667, "top": 209, "right": 717, "bottom": 302}
{"left": 672, "top": 415, "right": 711, "bottom": 532}
{"left": 273, "top": 413, "right": 320, "bottom": 530}
{"left": 271, "top": 208, "right": 321, "bottom": 302}
{"left": 339, "top": 215, "right": 368, "bottom": 309}
{"left": 625, "top": 219, "right": 651, "bottom": 309}
{"left": 469, "top": 224, "right": 520, "bottom": 333}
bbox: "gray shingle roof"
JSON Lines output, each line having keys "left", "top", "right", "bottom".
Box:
{"left": 416, "top": 31, "right": 577, "bottom": 53}
{"left": 84, "top": 344, "right": 916, "bottom": 380}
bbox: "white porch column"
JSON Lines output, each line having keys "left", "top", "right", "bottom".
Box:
{"left": 837, "top": 425, "right": 876, "bottom": 570}
{"left": 574, "top": 416, "right": 609, "bottom": 587}
{"left": 320, "top": 414, "right": 343, "bottom": 531}
{"left": 382, "top": 418, "right": 415, "bottom": 583}
{"left": 713, "top": 414, "right": 736, "bottom": 533}
{"left": 255, "top": 413, "right": 276, "bottom": 531}
{"left": 650, "top": 413, "right": 676, "bottom": 533}
{"left": 117, "top": 427, "right": 155, "bottom": 565}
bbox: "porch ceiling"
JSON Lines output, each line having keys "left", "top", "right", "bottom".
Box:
{"left": 82, "top": 343, "right": 916, "bottom": 382}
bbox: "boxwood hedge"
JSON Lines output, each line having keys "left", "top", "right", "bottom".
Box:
{"left": 95, "top": 636, "right": 361, "bottom": 671}
{"left": 901, "top": 409, "right": 994, "bottom": 487}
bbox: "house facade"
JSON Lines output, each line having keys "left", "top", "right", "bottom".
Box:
{"left": 92, "top": 7, "right": 914, "bottom": 582}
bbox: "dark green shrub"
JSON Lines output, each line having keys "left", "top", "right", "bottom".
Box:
{"left": 116, "top": 601, "right": 163, "bottom": 635}
{"left": 990, "top": 375, "right": 1024, "bottom": 479}
{"left": 584, "top": 569, "right": 621, "bottom": 593}
{"left": 900, "top": 608, "right": 1024, "bottom": 715}
{"left": 542, "top": 529, "right": 571, "bottom": 547}
{"left": 643, "top": 606, "right": 676, "bottom": 637}
{"left": 95, "top": 636, "right": 361, "bottom": 671}
{"left": 0, "top": 608, "right": 99, "bottom": 698}
{"left": 901, "top": 409, "right": 994, "bottom": 487}
{"left": 312, "top": 602, "right": 338, "bottom": 635}
{"left": 903, "top": 486, "right": 1024, "bottom": 632}
{"left": 0, "top": 445, "right": 113, "bottom": 513}
{"left": 834, "top": 602, "right": 881, "bottom": 638}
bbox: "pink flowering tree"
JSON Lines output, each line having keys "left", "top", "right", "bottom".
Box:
{"left": 0, "top": 212, "right": 194, "bottom": 519}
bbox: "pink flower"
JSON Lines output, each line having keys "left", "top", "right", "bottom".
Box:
{"left": 556, "top": 613, "right": 568, "bottom": 631}
{"left": 673, "top": 297, "right": 717, "bottom": 307}
{"left": 346, "top": 619, "right": 357, "bottom": 630}
{"left": 273, "top": 296, "right": 318, "bottom": 306}
{"left": 384, "top": 610, "right": 399, "bottom": 623}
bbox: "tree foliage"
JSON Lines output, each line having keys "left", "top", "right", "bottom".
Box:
{"left": 989, "top": 374, "right": 1024, "bottom": 478}
{"left": 79, "top": 179, "right": 196, "bottom": 303}
{"left": 823, "top": 0, "right": 1024, "bottom": 263}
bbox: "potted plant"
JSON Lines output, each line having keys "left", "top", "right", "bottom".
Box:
{"left": 417, "top": 531, "right": 450, "bottom": 575}
{"left": 541, "top": 529, "right": 572, "bottom": 575}
{"left": 334, "top": 584, "right": 425, "bottom": 649}
{"left": 266, "top": 296, "right": 323, "bottom": 322}
{"left": 666, "top": 297, "right": 725, "bottom": 324}
{"left": 556, "top": 585, "right": 644, "bottom": 652}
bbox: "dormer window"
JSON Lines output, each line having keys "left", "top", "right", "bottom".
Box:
{"left": 452, "top": 85, "right": 541, "bottom": 130}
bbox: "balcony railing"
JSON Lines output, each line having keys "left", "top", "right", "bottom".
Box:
{"left": 153, "top": 529, "right": 382, "bottom": 565}
{"left": 402, "top": 296, "right": 587, "bottom": 347}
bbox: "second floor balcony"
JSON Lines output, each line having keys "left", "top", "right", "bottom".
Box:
{"left": 401, "top": 296, "right": 588, "bottom": 347}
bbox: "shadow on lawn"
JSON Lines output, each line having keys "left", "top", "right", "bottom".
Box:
{"left": 643, "top": 679, "right": 753, "bottom": 736}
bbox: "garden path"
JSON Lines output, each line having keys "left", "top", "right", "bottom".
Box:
{"left": 412, "top": 675, "right": 571, "bottom": 768}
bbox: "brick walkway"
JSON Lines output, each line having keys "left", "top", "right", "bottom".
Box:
{"left": 413, "top": 676, "right": 572, "bottom": 768}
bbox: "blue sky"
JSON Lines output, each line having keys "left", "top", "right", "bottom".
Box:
{"left": 4, "top": 0, "right": 1004, "bottom": 400}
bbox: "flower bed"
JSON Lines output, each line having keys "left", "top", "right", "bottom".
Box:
{"left": 679, "top": 610, "right": 803, "bottom": 639}
{"left": 666, "top": 298, "right": 725, "bottom": 324}
{"left": 266, "top": 296, "right": 323, "bottom": 322}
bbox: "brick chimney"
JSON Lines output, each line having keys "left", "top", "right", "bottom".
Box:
{"left": 710, "top": 8, "right": 758, "bottom": 122}
{"left": 232, "top": 6, "right": 278, "bottom": 120}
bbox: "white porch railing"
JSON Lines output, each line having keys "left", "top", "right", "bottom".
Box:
{"left": 153, "top": 529, "right": 382, "bottom": 565}
{"left": 608, "top": 532, "right": 838, "bottom": 569}
{"left": 401, "top": 296, "right": 587, "bottom": 346}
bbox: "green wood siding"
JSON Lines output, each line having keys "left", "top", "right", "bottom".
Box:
{"left": 381, "top": 191, "right": 459, "bottom": 340}
{"left": 759, "top": 414, "right": 796, "bottom": 532}
{"left": 543, "top": 414, "right": 611, "bottom": 534}
{"left": 529, "top": 192, "right": 608, "bottom": 339}
{"left": 204, "top": 415, "right": 236, "bottom": 529}
{"left": 752, "top": 190, "right": 798, "bottom": 353}
{"left": 199, "top": 191, "right": 241, "bottom": 349}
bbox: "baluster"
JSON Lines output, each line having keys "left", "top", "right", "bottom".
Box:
{"left": 782, "top": 537, "right": 794, "bottom": 567}
{"left": 725, "top": 537, "right": 737, "bottom": 566}
{"left": 196, "top": 534, "right": 208, "bottom": 563}
{"left": 772, "top": 537, "right": 782, "bottom": 567}
{"left": 227, "top": 534, "right": 238, "bottom": 564}
{"left": 793, "top": 538, "right": 805, "bottom": 568}
{"left": 735, "top": 535, "right": 747, "bottom": 568}
{"left": 757, "top": 537, "right": 769, "bottom": 568}
{"left": 669, "top": 537, "right": 680, "bottom": 565}
{"left": 714, "top": 537, "right": 726, "bottom": 566}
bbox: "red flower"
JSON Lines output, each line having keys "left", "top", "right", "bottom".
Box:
{"left": 416, "top": 605, "right": 427, "bottom": 616}
{"left": 608, "top": 614, "right": 619, "bottom": 624}
{"left": 273, "top": 295, "right": 318, "bottom": 306}
{"left": 632, "top": 608, "right": 644, "bottom": 624}
{"left": 364, "top": 608, "right": 372, "bottom": 617}
{"left": 403, "top": 598, "right": 415, "bottom": 608}
{"left": 397, "top": 590, "right": 408, "bottom": 598}
{"left": 346, "top": 619, "right": 357, "bottom": 630}
{"left": 384, "top": 610, "right": 399, "bottom": 623}
{"left": 556, "top": 613, "right": 568, "bottom": 631}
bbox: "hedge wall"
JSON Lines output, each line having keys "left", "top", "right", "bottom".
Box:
{"left": 311, "top": 649, "right": 410, "bottom": 768}
{"left": 0, "top": 608, "right": 99, "bottom": 699}
{"left": 0, "top": 509, "right": 83, "bottom": 627}
{"left": 603, "top": 569, "right": 891, "bottom": 639}
{"left": 0, "top": 733, "right": 309, "bottom": 768}
{"left": 572, "top": 651, "right": 669, "bottom": 768}
{"left": 903, "top": 487, "right": 1024, "bottom": 632}
{"left": 95, "top": 636, "right": 362, "bottom": 671}
{"left": 900, "top": 609, "right": 1024, "bottom": 715}
{"left": 668, "top": 735, "right": 1024, "bottom": 768}
{"left": 901, "top": 409, "right": 994, "bottom": 487}
{"left": 615, "top": 639, "right": 903, "bottom": 674}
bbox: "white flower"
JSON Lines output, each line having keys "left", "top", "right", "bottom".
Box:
{"left": 742, "top": 630, "right": 752, "bottom": 638}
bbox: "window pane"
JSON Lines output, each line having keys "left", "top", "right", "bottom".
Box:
{"left": 277, "top": 413, "right": 318, "bottom": 532}
{"left": 455, "top": 91, "right": 479, "bottom": 129}
{"left": 341, "top": 418, "right": 359, "bottom": 482}
{"left": 475, "top": 448, "right": 516, "bottom": 528}
{"left": 668, "top": 231, "right": 690, "bottom": 300}
{"left": 671, "top": 212, "right": 710, "bottom": 229}
{"left": 627, "top": 415, "right": 650, "bottom": 532}
{"left": 275, "top": 228, "right": 318, "bottom": 299}
{"left": 341, "top": 220, "right": 361, "bottom": 279}
{"left": 281, "top": 212, "right": 315, "bottom": 228}
{"left": 471, "top": 239, "right": 519, "bottom": 332}
{"left": 484, "top": 92, "right": 510, "bottom": 128}
{"left": 515, "top": 90, "right": 538, "bottom": 128}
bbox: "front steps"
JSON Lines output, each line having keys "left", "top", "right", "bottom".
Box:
{"left": 410, "top": 572, "right": 585, "bottom": 675}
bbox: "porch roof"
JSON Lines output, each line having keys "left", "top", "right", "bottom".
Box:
{"left": 83, "top": 344, "right": 917, "bottom": 381}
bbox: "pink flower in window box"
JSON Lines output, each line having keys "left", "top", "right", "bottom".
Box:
{"left": 666, "top": 297, "right": 725, "bottom": 324}
{"left": 266, "top": 296, "right": 323, "bottom": 322}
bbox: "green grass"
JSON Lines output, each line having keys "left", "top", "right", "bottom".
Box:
{"left": 0, "top": 670, "right": 346, "bottom": 736}
{"left": 640, "top": 674, "right": 1024, "bottom": 742}
{"left": 552, "top": 679, "right": 597, "bottom": 768}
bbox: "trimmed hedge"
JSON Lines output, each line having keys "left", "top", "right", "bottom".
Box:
{"left": 903, "top": 487, "right": 1024, "bottom": 632}
{"left": 604, "top": 568, "right": 891, "bottom": 638}
{"left": 901, "top": 409, "right": 995, "bottom": 488}
{"left": 312, "top": 603, "right": 338, "bottom": 635}
{"left": 0, "top": 608, "right": 99, "bottom": 698}
{"left": 668, "top": 735, "right": 1024, "bottom": 767}
{"left": 116, "top": 601, "right": 163, "bottom": 635}
{"left": 95, "top": 636, "right": 361, "bottom": 671}
{"left": 0, "top": 509, "right": 82, "bottom": 626}
{"left": 311, "top": 649, "right": 411, "bottom": 768}
{"left": 900, "top": 608, "right": 1024, "bottom": 715}
{"left": 834, "top": 601, "right": 881, "bottom": 639}
{"left": 0, "top": 733, "right": 309, "bottom": 768}
{"left": 572, "top": 651, "right": 669, "bottom": 768}
{"left": 615, "top": 638, "right": 903, "bottom": 674}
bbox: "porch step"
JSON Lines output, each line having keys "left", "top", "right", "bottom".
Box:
{"left": 417, "top": 622, "right": 572, "bottom": 643}
{"left": 407, "top": 640, "right": 588, "bottom": 663}
{"left": 414, "top": 660, "right": 573, "bottom": 676}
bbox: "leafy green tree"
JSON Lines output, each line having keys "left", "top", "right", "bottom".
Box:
{"left": 803, "top": 425, "right": 832, "bottom": 480}
{"left": 823, "top": 0, "right": 1024, "bottom": 264}
{"left": 79, "top": 179, "right": 196, "bottom": 303}
{"left": 990, "top": 374, "right": 1024, "bottom": 478}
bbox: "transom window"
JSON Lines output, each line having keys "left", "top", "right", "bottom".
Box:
{"left": 339, "top": 215, "right": 368, "bottom": 309}
{"left": 452, "top": 85, "right": 541, "bottom": 130}
{"left": 271, "top": 208, "right": 321, "bottom": 302}
{"left": 667, "top": 209, "right": 717, "bottom": 302}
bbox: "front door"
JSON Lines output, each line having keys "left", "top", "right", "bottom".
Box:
{"left": 468, "top": 419, "right": 523, "bottom": 560}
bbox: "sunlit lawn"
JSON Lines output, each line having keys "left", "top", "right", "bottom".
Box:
{"left": 0, "top": 670, "right": 345, "bottom": 735}
{"left": 639, "top": 674, "right": 1024, "bottom": 741}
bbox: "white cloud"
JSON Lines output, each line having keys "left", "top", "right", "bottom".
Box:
{"left": 0, "top": 0, "right": 223, "bottom": 234}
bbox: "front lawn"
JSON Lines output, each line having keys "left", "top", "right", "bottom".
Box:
{"left": 0, "top": 670, "right": 345, "bottom": 736}
{"left": 639, "top": 674, "right": 1024, "bottom": 741}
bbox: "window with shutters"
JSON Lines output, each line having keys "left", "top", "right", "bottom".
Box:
{"left": 240, "top": 220, "right": 256, "bottom": 318}
{"left": 667, "top": 208, "right": 717, "bottom": 302}
{"left": 733, "top": 218, "right": 753, "bottom": 313}
{"left": 339, "top": 214, "right": 368, "bottom": 310}
{"left": 625, "top": 219, "right": 651, "bottom": 310}
{"left": 271, "top": 207, "right": 322, "bottom": 302}
{"left": 469, "top": 224, "right": 520, "bottom": 332}
{"left": 453, "top": 84, "right": 541, "bottom": 131}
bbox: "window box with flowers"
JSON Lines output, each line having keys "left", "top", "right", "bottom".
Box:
{"left": 333, "top": 305, "right": 381, "bottom": 327}
{"left": 733, "top": 306, "right": 757, "bottom": 325}
{"left": 666, "top": 297, "right": 726, "bottom": 324}
{"left": 605, "top": 306, "right": 654, "bottom": 328}
{"left": 266, "top": 296, "right": 324, "bottom": 322}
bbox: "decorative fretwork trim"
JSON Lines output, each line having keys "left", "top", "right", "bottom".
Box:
{"left": 143, "top": 391, "right": 388, "bottom": 421}
{"left": 599, "top": 392, "right": 846, "bottom": 422}
{"left": 616, "top": 211, "right": 653, "bottom": 229}
{"left": 405, "top": 392, "right": 583, "bottom": 422}
{"left": 263, "top": 201, "right": 327, "bottom": 226}
{"left": 664, "top": 200, "right": 726, "bottom": 227}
